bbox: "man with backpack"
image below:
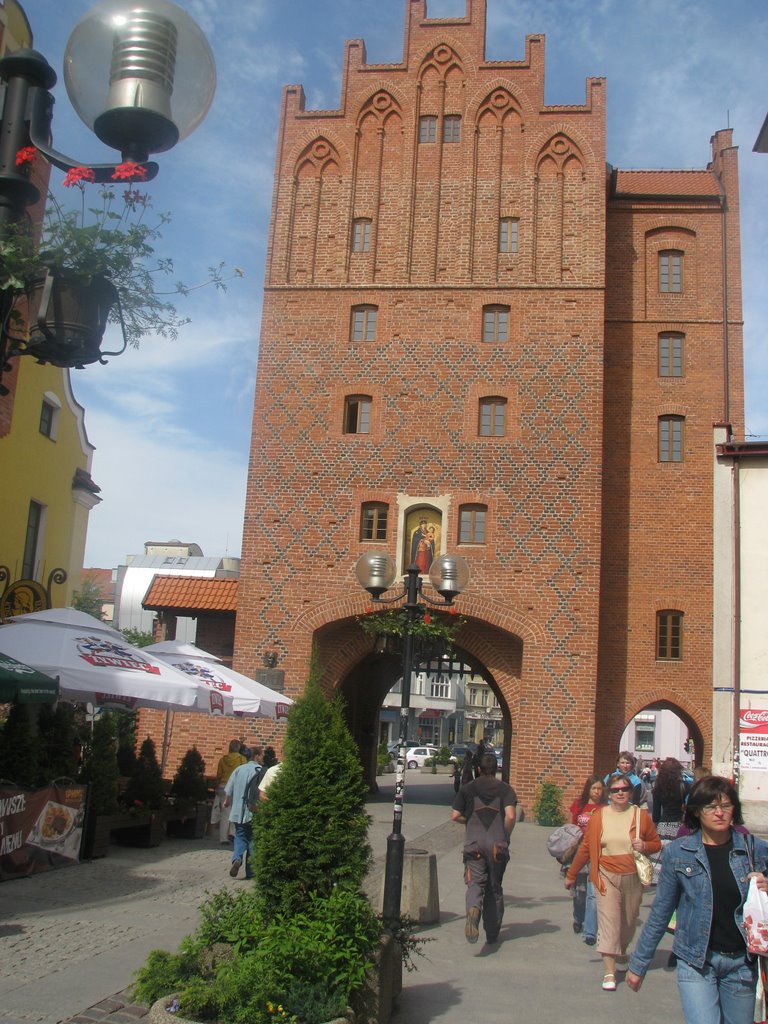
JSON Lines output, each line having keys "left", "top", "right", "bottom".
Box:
{"left": 223, "top": 745, "right": 263, "bottom": 879}
{"left": 451, "top": 751, "right": 517, "bottom": 945}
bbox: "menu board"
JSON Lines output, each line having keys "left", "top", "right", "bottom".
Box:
{"left": 0, "top": 783, "right": 87, "bottom": 881}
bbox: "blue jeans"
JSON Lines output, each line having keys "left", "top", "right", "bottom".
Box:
{"left": 677, "top": 951, "right": 757, "bottom": 1024}
{"left": 584, "top": 878, "right": 597, "bottom": 940}
{"left": 233, "top": 821, "right": 253, "bottom": 878}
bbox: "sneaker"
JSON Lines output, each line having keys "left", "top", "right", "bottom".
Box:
{"left": 602, "top": 975, "right": 616, "bottom": 991}
{"left": 229, "top": 857, "right": 242, "bottom": 877}
{"left": 573, "top": 922, "right": 583, "bottom": 934}
{"left": 465, "top": 907, "right": 481, "bottom": 944}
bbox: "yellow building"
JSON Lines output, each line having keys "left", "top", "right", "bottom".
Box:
{"left": 0, "top": 0, "right": 101, "bottom": 610}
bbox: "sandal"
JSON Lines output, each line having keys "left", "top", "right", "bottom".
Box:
{"left": 602, "top": 974, "right": 616, "bottom": 991}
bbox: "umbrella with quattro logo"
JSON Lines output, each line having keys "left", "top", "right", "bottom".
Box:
{"left": 0, "top": 653, "right": 59, "bottom": 704}
{"left": 0, "top": 609, "right": 231, "bottom": 715}
{"left": 145, "top": 640, "right": 293, "bottom": 720}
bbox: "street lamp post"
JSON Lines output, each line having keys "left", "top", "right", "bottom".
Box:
{"left": 0, "top": 0, "right": 215, "bottom": 374}
{"left": 355, "top": 549, "right": 470, "bottom": 925}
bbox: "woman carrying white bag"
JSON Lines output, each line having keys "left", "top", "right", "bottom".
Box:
{"left": 627, "top": 776, "right": 768, "bottom": 1024}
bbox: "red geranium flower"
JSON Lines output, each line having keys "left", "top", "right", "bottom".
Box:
{"left": 423, "top": 613, "right": 431, "bottom": 624}
{"left": 111, "top": 161, "right": 148, "bottom": 181}
{"left": 15, "top": 146, "right": 36, "bottom": 166}
{"left": 63, "top": 166, "right": 96, "bottom": 187}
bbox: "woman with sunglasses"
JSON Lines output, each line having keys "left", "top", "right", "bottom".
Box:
{"left": 565, "top": 776, "right": 660, "bottom": 991}
{"left": 627, "top": 776, "right": 768, "bottom": 1023}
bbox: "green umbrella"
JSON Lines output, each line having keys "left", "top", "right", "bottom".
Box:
{"left": 0, "top": 653, "right": 59, "bottom": 703}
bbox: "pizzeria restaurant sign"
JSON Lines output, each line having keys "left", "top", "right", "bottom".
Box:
{"left": 0, "top": 782, "right": 87, "bottom": 881}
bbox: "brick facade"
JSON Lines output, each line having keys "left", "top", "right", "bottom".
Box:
{"left": 229, "top": 0, "right": 741, "bottom": 810}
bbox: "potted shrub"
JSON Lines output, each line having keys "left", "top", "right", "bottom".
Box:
{"left": 131, "top": 669, "right": 418, "bottom": 1023}
{"left": 376, "top": 741, "right": 394, "bottom": 776}
{"left": 532, "top": 780, "right": 566, "bottom": 826}
{"left": 79, "top": 712, "right": 122, "bottom": 859}
{"left": 2, "top": 149, "right": 240, "bottom": 369}
{"left": 167, "top": 748, "right": 210, "bottom": 839}
{"left": 116, "top": 737, "right": 167, "bottom": 847}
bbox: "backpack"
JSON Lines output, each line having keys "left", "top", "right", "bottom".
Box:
{"left": 244, "top": 765, "right": 263, "bottom": 812}
{"left": 546, "top": 823, "right": 583, "bottom": 865}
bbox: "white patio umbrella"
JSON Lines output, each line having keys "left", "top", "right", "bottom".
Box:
{"left": 0, "top": 609, "right": 232, "bottom": 715}
{"left": 144, "top": 640, "right": 293, "bottom": 720}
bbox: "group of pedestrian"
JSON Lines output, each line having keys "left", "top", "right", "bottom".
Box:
{"left": 209, "top": 739, "right": 281, "bottom": 880}
{"left": 451, "top": 749, "right": 768, "bottom": 1024}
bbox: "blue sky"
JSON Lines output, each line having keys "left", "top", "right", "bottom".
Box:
{"left": 29, "top": 0, "right": 768, "bottom": 569}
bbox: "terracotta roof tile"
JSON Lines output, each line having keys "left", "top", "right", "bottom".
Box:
{"left": 142, "top": 575, "right": 238, "bottom": 614}
{"left": 613, "top": 169, "right": 722, "bottom": 198}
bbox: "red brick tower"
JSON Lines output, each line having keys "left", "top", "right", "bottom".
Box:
{"left": 235, "top": 0, "right": 742, "bottom": 807}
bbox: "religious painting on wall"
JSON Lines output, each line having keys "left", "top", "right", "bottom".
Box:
{"left": 405, "top": 508, "right": 442, "bottom": 574}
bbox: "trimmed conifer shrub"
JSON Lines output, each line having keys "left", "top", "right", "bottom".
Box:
{"left": 79, "top": 712, "right": 120, "bottom": 814}
{"left": 170, "top": 747, "right": 208, "bottom": 803}
{"left": 123, "top": 736, "right": 165, "bottom": 810}
{"left": 0, "top": 700, "right": 39, "bottom": 787}
{"left": 251, "top": 678, "right": 371, "bottom": 918}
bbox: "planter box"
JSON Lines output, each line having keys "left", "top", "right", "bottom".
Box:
{"left": 420, "top": 764, "right": 454, "bottom": 774}
{"left": 351, "top": 933, "right": 401, "bottom": 1024}
{"left": 81, "top": 811, "right": 138, "bottom": 859}
{"left": 148, "top": 995, "right": 354, "bottom": 1024}
{"left": 166, "top": 803, "right": 209, "bottom": 840}
{"left": 111, "top": 812, "right": 166, "bottom": 848}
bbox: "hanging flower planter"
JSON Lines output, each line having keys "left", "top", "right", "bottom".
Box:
{"left": 20, "top": 268, "right": 125, "bottom": 367}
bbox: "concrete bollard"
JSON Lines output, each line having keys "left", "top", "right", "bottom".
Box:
{"left": 400, "top": 847, "right": 439, "bottom": 923}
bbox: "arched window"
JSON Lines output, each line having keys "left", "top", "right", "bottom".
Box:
{"left": 657, "top": 610, "right": 683, "bottom": 660}
{"left": 659, "top": 250, "right": 683, "bottom": 293}
{"left": 351, "top": 219, "right": 371, "bottom": 253}
{"left": 482, "top": 305, "right": 510, "bottom": 343}
{"left": 458, "top": 504, "right": 487, "bottom": 544}
{"left": 344, "top": 395, "right": 372, "bottom": 434}
{"left": 658, "top": 415, "right": 684, "bottom": 462}
{"left": 350, "top": 305, "right": 377, "bottom": 343}
{"left": 479, "top": 397, "right": 507, "bottom": 436}
{"left": 360, "top": 502, "right": 388, "bottom": 541}
{"left": 659, "top": 333, "right": 684, "bottom": 377}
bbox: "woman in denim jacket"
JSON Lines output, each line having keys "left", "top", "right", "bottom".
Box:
{"left": 627, "top": 776, "right": 768, "bottom": 1024}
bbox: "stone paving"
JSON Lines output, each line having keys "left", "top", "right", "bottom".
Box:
{"left": 0, "top": 775, "right": 691, "bottom": 1024}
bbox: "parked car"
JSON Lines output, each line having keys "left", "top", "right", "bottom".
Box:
{"left": 449, "top": 743, "right": 477, "bottom": 764}
{"left": 404, "top": 745, "right": 439, "bottom": 768}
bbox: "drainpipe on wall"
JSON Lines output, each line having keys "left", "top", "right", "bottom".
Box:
{"left": 720, "top": 194, "right": 730, "bottom": 425}
{"left": 731, "top": 453, "right": 741, "bottom": 788}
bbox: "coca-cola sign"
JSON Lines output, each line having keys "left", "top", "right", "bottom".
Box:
{"left": 740, "top": 709, "right": 768, "bottom": 733}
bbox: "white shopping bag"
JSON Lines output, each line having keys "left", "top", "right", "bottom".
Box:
{"left": 744, "top": 876, "right": 768, "bottom": 956}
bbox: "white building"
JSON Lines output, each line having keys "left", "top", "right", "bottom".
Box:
{"left": 713, "top": 429, "right": 768, "bottom": 829}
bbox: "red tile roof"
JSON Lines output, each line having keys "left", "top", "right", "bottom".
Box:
{"left": 613, "top": 170, "right": 722, "bottom": 198}
{"left": 142, "top": 575, "right": 238, "bottom": 614}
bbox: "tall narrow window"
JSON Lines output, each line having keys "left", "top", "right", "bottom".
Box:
{"left": 659, "top": 415, "right": 684, "bottom": 462}
{"left": 499, "top": 218, "right": 519, "bottom": 253}
{"left": 659, "top": 333, "right": 684, "bottom": 377}
{"left": 22, "top": 500, "right": 44, "bottom": 579}
{"left": 659, "top": 250, "right": 683, "bottom": 293}
{"left": 39, "top": 400, "right": 56, "bottom": 438}
{"left": 350, "top": 305, "right": 377, "bottom": 342}
{"left": 657, "top": 611, "right": 683, "bottom": 660}
{"left": 344, "top": 395, "right": 371, "bottom": 434}
{"left": 458, "top": 505, "right": 487, "bottom": 544}
{"left": 419, "top": 116, "right": 437, "bottom": 143}
{"left": 482, "top": 305, "right": 510, "bottom": 343}
{"left": 351, "top": 219, "right": 371, "bottom": 253}
{"left": 478, "top": 397, "right": 507, "bottom": 437}
{"left": 360, "top": 503, "right": 388, "bottom": 541}
{"left": 443, "top": 115, "right": 461, "bottom": 143}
